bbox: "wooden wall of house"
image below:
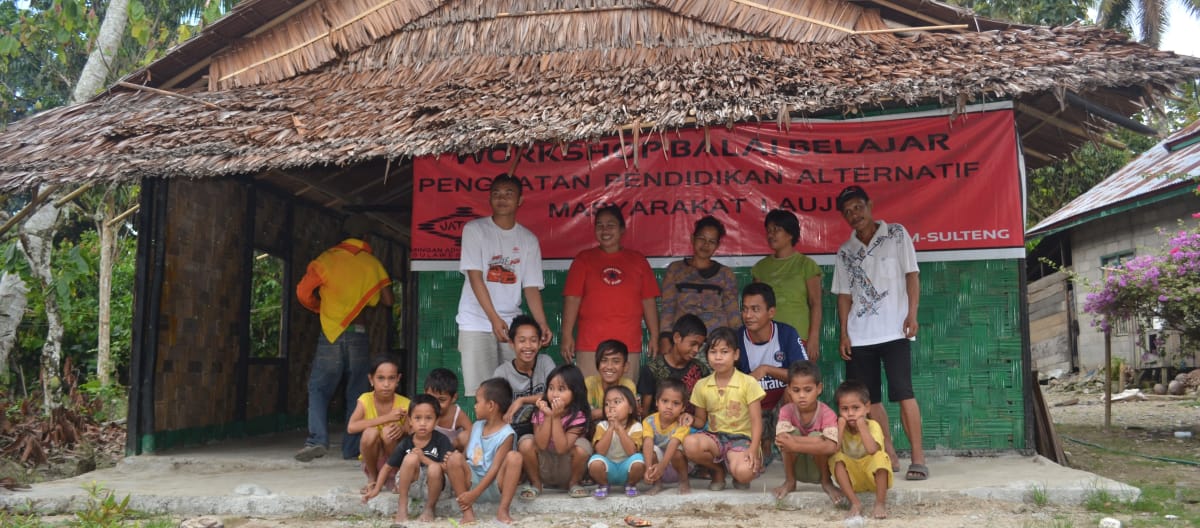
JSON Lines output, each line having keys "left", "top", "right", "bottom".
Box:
{"left": 154, "top": 178, "right": 250, "bottom": 433}
{"left": 1028, "top": 271, "right": 1074, "bottom": 376}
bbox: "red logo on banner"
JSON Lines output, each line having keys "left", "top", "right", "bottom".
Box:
{"left": 412, "top": 108, "right": 1022, "bottom": 262}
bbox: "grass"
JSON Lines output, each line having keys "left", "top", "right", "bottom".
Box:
{"left": 1022, "top": 516, "right": 1075, "bottom": 528}
{"left": 1081, "top": 483, "right": 1200, "bottom": 527}
{"left": 1028, "top": 484, "right": 1049, "bottom": 508}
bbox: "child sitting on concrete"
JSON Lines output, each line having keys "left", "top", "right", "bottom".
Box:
{"left": 424, "top": 368, "right": 471, "bottom": 451}
{"left": 585, "top": 339, "right": 637, "bottom": 421}
{"left": 830, "top": 380, "right": 893, "bottom": 520}
{"left": 641, "top": 379, "right": 693, "bottom": 495}
{"left": 445, "top": 378, "right": 522, "bottom": 524}
{"left": 772, "top": 361, "right": 841, "bottom": 504}
{"left": 362, "top": 394, "right": 452, "bottom": 523}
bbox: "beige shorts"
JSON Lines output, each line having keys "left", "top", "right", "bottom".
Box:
{"left": 520, "top": 434, "right": 593, "bottom": 488}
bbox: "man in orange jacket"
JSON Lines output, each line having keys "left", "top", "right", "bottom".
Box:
{"left": 295, "top": 214, "right": 393, "bottom": 461}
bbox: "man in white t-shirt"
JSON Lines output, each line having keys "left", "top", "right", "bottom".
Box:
{"left": 830, "top": 185, "right": 928, "bottom": 482}
{"left": 457, "top": 174, "right": 551, "bottom": 394}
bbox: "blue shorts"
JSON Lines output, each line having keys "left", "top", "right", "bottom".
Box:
{"left": 588, "top": 453, "right": 645, "bottom": 485}
{"left": 470, "top": 471, "right": 501, "bottom": 503}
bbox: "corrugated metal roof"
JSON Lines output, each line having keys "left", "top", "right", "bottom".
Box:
{"left": 1027, "top": 119, "right": 1200, "bottom": 236}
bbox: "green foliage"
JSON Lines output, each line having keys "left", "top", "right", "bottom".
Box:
{"left": 78, "top": 378, "right": 127, "bottom": 422}
{"left": 71, "top": 482, "right": 133, "bottom": 528}
{"left": 250, "top": 252, "right": 284, "bottom": 358}
{"left": 1, "top": 228, "right": 137, "bottom": 392}
{"left": 945, "top": 0, "right": 1090, "bottom": 25}
{"left": 1084, "top": 487, "right": 1120, "bottom": 512}
{"left": 1028, "top": 483, "right": 1050, "bottom": 507}
{"left": 1026, "top": 131, "right": 1158, "bottom": 226}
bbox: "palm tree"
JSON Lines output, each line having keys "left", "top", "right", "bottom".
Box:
{"left": 1096, "top": 0, "right": 1200, "bottom": 47}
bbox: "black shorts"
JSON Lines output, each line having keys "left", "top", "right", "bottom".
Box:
{"left": 844, "top": 338, "right": 914, "bottom": 403}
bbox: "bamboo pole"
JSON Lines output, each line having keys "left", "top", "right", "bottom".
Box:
{"left": 0, "top": 185, "right": 62, "bottom": 239}
{"left": 726, "top": 0, "right": 856, "bottom": 34}
{"left": 867, "top": 0, "right": 967, "bottom": 32}
{"left": 53, "top": 182, "right": 95, "bottom": 207}
{"left": 854, "top": 24, "right": 967, "bottom": 34}
{"left": 116, "top": 82, "right": 223, "bottom": 110}
{"left": 105, "top": 204, "right": 140, "bottom": 228}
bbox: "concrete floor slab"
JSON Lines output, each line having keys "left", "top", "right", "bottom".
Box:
{"left": 0, "top": 432, "right": 1137, "bottom": 517}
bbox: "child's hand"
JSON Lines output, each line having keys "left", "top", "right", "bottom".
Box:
{"left": 536, "top": 399, "right": 552, "bottom": 416}
{"left": 837, "top": 416, "right": 847, "bottom": 429}
{"left": 456, "top": 488, "right": 481, "bottom": 510}
{"left": 549, "top": 396, "right": 567, "bottom": 417}
{"left": 361, "top": 485, "right": 380, "bottom": 503}
{"left": 504, "top": 402, "right": 520, "bottom": 423}
{"left": 775, "top": 433, "right": 795, "bottom": 451}
{"left": 750, "top": 448, "right": 763, "bottom": 475}
{"left": 386, "top": 406, "right": 407, "bottom": 422}
{"left": 383, "top": 423, "right": 405, "bottom": 441}
{"left": 645, "top": 463, "right": 662, "bottom": 483}
{"left": 679, "top": 413, "right": 694, "bottom": 429}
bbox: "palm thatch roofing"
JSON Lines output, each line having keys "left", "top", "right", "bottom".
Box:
{"left": 1, "top": 0, "right": 1199, "bottom": 195}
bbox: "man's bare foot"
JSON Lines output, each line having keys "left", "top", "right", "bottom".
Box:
{"left": 821, "top": 480, "right": 848, "bottom": 508}
{"left": 496, "top": 509, "right": 514, "bottom": 524}
{"left": 645, "top": 482, "right": 663, "bottom": 495}
{"left": 678, "top": 481, "right": 692, "bottom": 495}
{"left": 393, "top": 513, "right": 407, "bottom": 524}
{"left": 872, "top": 502, "right": 887, "bottom": 519}
{"left": 418, "top": 508, "right": 435, "bottom": 522}
{"left": 845, "top": 503, "right": 863, "bottom": 519}
{"left": 772, "top": 479, "right": 796, "bottom": 500}
{"left": 360, "top": 484, "right": 372, "bottom": 494}
{"left": 462, "top": 508, "right": 477, "bottom": 524}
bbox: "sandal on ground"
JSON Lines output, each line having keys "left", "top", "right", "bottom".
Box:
{"left": 732, "top": 481, "right": 750, "bottom": 490}
{"left": 594, "top": 485, "right": 610, "bottom": 499}
{"left": 517, "top": 483, "right": 540, "bottom": 501}
{"left": 905, "top": 463, "right": 930, "bottom": 481}
{"left": 570, "top": 485, "right": 591, "bottom": 498}
{"left": 625, "top": 485, "right": 638, "bottom": 497}
{"left": 708, "top": 480, "right": 726, "bottom": 492}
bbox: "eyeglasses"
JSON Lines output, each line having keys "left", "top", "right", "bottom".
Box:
{"left": 694, "top": 236, "right": 719, "bottom": 246}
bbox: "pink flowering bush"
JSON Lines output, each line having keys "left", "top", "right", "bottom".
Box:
{"left": 1082, "top": 225, "right": 1200, "bottom": 348}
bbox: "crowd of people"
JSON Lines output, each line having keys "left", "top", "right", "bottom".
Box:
{"left": 294, "top": 177, "right": 929, "bottom": 524}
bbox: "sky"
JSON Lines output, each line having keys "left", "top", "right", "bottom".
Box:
{"left": 1160, "top": 2, "right": 1200, "bottom": 56}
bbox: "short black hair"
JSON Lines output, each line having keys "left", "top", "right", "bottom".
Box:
{"left": 595, "top": 339, "right": 629, "bottom": 367}
{"left": 694, "top": 215, "right": 726, "bottom": 240}
{"left": 508, "top": 313, "right": 542, "bottom": 342}
{"left": 424, "top": 367, "right": 459, "bottom": 396}
{"left": 409, "top": 393, "right": 442, "bottom": 417}
{"left": 595, "top": 205, "right": 625, "bottom": 229}
{"left": 672, "top": 314, "right": 708, "bottom": 339}
{"left": 834, "top": 380, "right": 870, "bottom": 406}
{"left": 705, "top": 326, "right": 740, "bottom": 359}
{"left": 836, "top": 185, "right": 870, "bottom": 212}
{"left": 477, "top": 377, "right": 514, "bottom": 413}
{"left": 655, "top": 379, "right": 687, "bottom": 400}
{"left": 787, "top": 360, "right": 822, "bottom": 386}
{"left": 764, "top": 209, "right": 800, "bottom": 246}
{"left": 491, "top": 173, "right": 523, "bottom": 197}
{"left": 742, "top": 282, "right": 777, "bottom": 309}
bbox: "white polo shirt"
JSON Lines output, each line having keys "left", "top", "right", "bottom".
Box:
{"left": 831, "top": 221, "right": 919, "bottom": 347}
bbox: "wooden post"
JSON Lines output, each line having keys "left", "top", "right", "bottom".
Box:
{"left": 1104, "top": 321, "right": 1112, "bottom": 430}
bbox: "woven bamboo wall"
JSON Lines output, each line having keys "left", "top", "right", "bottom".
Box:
{"left": 416, "top": 259, "right": 1025, "bottom": 451}
{"left": 156, "top": 179, "right": 250, "bottom": 431}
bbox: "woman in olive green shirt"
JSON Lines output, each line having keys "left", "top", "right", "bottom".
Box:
{"left": 751, "top": 209, "right": 823, "bottom": 362}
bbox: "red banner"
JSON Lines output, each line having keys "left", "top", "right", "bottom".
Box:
{"left": 412, "top": 107, "right": 1022, "bottom": 263}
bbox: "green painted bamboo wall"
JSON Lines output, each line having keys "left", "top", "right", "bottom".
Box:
{"left": 416, "top": 259, "right": 1025, "bottom": 451}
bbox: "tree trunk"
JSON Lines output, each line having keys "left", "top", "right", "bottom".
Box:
{"left": 0, "top": 272, "right": 30, "bottom": 388}
{"left": 18, "top": 202, "right": 64, "bottom": 411}
{"left": 96, "top": 198, "right": 119, "bottom": 386}
{"left": 72, "top": 0, "right": 132, "bottom": 104}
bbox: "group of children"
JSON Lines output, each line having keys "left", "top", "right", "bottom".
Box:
{"left": 351, "top": 316, "right": 893, "bottom": 525}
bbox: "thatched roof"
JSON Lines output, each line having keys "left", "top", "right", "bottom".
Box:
{"left": 1, "top": 0, "right": 1199, "bottom": 192}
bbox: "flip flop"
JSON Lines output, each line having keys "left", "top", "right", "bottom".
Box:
{"left": 708, "top": 480, "right": 726, "bottom": 491}
{"left": 624, "top": 516, "right": 652, "bottom": 527}
{"left": 517, "top": 483, "right": 540, "bottom": 501}
{"left": 905, "top": 463, "right": 930, "bottom": 481}
{"left": 570, "top": 484, "right": 591, "bottom": 498}
{"left": 593, "top": 485, "right": 610, "bottom": 499}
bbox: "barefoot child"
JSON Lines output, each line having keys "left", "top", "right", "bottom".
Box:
{"left": 683, "top": 327, "right": 765, "bottom": 490}
{"left": 772, "top": 361, "right": 841, "bottom": 504}
{"left": 830, "top": 380, "right": 893, "bottom": 520}
{"left": 637, "top": 314, "right": 710, "bottom": 417}
{"left": 516, "top": 364, "right": 593, "bottom": 500}
{"left": 347, "top": 356, "right": 410, "bottom": 493}
{"left": 641, "top": 379, "right": 693, "bottom": 495}
{"left": 362, "top": 394, "right": 453, "bottom": 523}
{"left": 588, "top": 386, "right": 645, "bottom": 498}
{"left": 585, "top": 340, "right": 637, "bottom": 421}
{"left": 446, "top": 378, "right": 522, "bottom": 524}
{"left": 425, "top": 368, "right": 471, "bottom": 451}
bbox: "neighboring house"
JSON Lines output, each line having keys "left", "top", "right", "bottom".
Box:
{"left": 1027, "top": 120, "right": 1200, "bottom": 374}
{"left": 1, "top": 0, "right": 1198, "bottom": 455}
